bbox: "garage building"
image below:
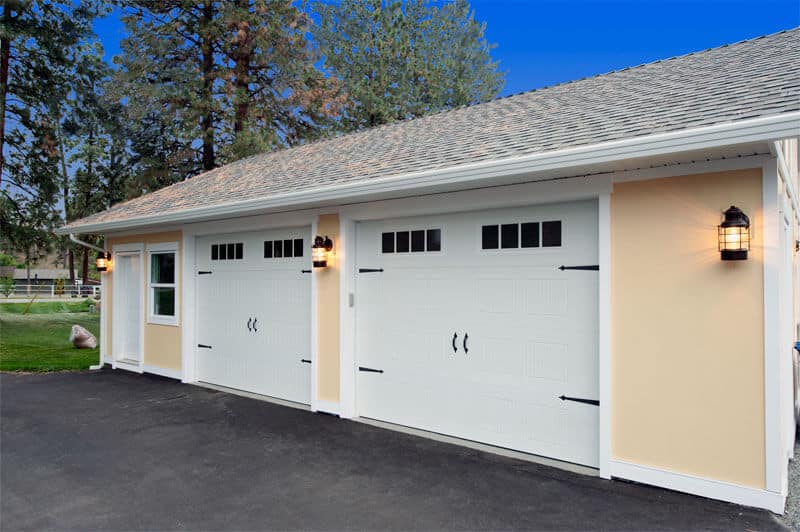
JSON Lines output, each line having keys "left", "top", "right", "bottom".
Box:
{"left": 59, "top": 30, "right": 800, "bottom": 513}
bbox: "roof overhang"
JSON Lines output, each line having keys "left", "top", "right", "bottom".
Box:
{"left": 57, "top": 111, "right": 800, "bottom": 235}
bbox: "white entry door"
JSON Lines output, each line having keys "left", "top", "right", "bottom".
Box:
{"left": 195, "top": 227, "right": 312, "bottom": 404}
{"left": 112, "top": 248, "right": 143, "bottom": 366}
{"left": 355, "top": 200, "right": 599, "bottom": 467}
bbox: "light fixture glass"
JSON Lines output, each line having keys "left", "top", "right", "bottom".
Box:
{"left": 95, "top": 251, "right": 111, "bottom": 272}
{"left": 718, "top": 206, "right": 750, "bottom": 260}
{"left": 312, "top": 235, "right": 333, "bottom": 268}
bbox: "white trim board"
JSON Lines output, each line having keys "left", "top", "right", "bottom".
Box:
{"left": 608, "top": 154, "right": 770, "bottom": 183}
{"left": 309, "top": 218, "right": 320, "bottom": 412}
{"left": 338, "top": 214, "right": 357, "bottom": 419}
{"left": 771, "top": 141, "right": 800, "bottom": 220}
{"left": 338, "top": 174, "right": 613, "bottom": 221}
{"left": 181, "top": 231, "right": 196, "bottom": 383}
{"left": 339, "top": 184, "right": 608, "bottom": 468}
{"left": 609, "top": 459, "right": 785, "bottom": 514}
{"left": 55, "top": 112, "right": 800, "bottom": 235}
{"left": 114, "top": 359, "right": 143, "bottom": 374}
{"left": 96, "top": 270, "right": 109, "bottom": 369}
{"left": 180, "top": 215, "right": 318, "bottom": 389}
{"left": 762, "top": 159, "right": 782, "bottom": 494}
{"left": 142, "top": 365, "right": 181, "bottom": 380}
{"left": 314, "top": 400, "right": 340, "bottom": 416}
{"left": 111, "top": 243, "right": 145, "bottom": 372}
{"left": 146, "top": 241, "right": 180, "bottom": 327}
{"left": 598, "top": 192, "right": 612, "bottom": 479}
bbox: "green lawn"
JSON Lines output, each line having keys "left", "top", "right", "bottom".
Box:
{"left": 0, "top": 300, "right": 101, "bottom": 371}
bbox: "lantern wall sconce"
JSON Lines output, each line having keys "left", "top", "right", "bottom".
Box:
{"left": 95, "top": 251, "right": 112, "bottom": 272}
{"left": 718, "top": 206, "right": 750, "bottom": 261}
{"left": 312, "top": 235, "right": 334, "bottom": 268}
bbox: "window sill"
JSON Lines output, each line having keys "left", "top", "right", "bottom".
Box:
{"left": 147, "top": 315, "right": 179, "bottom": 327}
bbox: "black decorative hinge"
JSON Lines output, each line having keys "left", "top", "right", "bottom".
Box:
{"left": 358, "top": 366, "right": 384, "bottom": 374}
{"left": 358, "top": 268, "right": 384, "bottom": 273}
{"left": 558, "top": 265, "right": 599, "bottom": 271}
{"left": 301, "top": 359, "right": 311, "bottom": 364}
{"left": 198, "top": 271, "right": 213, "bottom": 275}
{"left": 301, "top": 269, "right": 312, "bottom": 274}
{"left": 559, "top": 395, "right": 599, "bottom": 406}
{"left": 197, "top": 344, "right": 212, "bottom": 349}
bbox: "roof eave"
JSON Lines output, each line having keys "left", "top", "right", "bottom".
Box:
{"left": 57, "top": 111, "right": 800, "bottom": 236}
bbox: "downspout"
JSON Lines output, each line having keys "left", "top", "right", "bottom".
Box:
{"left": 69, "top": 234, "right": 107, "bottom": 370}
{"left": 69, "top": 233, "right": 106, "bottom": 254}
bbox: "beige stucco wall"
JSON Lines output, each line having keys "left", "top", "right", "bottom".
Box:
{"left": 316, "top": 214, "right": 341, "bottom": 403}
{"left": 611, "top": 168, "right": 765, "bottom": 488}
{"left": 106, "top": 231, "right": 182, "bottom": 371}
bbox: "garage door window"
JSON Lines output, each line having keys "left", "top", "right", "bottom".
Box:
{"left": 482, "top": 221, "right": 561, "bottom": 250}
{"left": 148, "top": 242, "right": 179, "bottom": 326}
{"left": 264, "top": 238, "right": 304, "bottom": 259}
{"left": 211, "top": 243, "right": 243, "bottom": 261}
{"left": 382, "top": 229, "right": 441, "bottom": 254}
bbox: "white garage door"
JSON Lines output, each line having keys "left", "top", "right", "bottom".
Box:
{"left": 355, "top": 200, "right": 599, "bottom": 467}
{"left": 195, "top": 227, "right": 312, "bottom": 404}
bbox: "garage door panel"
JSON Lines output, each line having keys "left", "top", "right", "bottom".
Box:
{"left": 356, "top": 200, "right": 599, "bottom": 467}
{"left": 196, "top": 273, "right": 252, "bottom": 391}
{"left": 195, "top": 227, "right": 311, "bottom": 404}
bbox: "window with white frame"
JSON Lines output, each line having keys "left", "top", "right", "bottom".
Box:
{"left": 148, "top": 243, "right": 178, "bottom": 325}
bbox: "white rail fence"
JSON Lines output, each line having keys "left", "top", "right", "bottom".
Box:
{"left": 5, "top": 284, "right": 101, "bottom": 299}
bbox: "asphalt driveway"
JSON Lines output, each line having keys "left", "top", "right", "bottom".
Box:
{"left": 0, "top": 371, "right": 786, "bottom": 531}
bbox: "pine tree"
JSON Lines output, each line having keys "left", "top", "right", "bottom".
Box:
{"left": 312, "top": 0, "right": 505, "bottom": 131}
{"left": 0, "top": 0, "right": 106, "bottom": 279}
{"left": 113, "top": 1, "right": 341, "bottom": 187}
{"left": 218, "top": 0, "right": 343, "bottom": 160}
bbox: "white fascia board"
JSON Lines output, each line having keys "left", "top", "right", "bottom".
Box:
{"left": 57, "top": 111, "right": 800, "bottom": 235}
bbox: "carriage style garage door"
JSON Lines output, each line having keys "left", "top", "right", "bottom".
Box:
{"left": 355, "top": 200, "right": 600, "bottom": 467}
{"left": 195, "top": 227, "right": 312, "bottom": 404}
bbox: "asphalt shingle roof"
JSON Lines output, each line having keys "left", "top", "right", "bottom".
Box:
{"left": 66, "top": 28, "right": 800, "bottom": 231}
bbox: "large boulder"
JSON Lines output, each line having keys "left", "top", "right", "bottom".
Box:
{"left": 70, "top": 325, "right": 97, "bottom": 349}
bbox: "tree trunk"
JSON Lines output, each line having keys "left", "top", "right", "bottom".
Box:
{"left": 200, "top": 2, "right": 216, "bottom": 171}
{"left": 232, "top": 0, "right": 251, "bottom": 136}
{"left": 0, "top": 7, "right": 12, "bottom": 184}
{"left": 55, "top": 110, "right": 75, "bottom": 284}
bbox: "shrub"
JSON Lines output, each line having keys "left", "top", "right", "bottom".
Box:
{"left": 0, "top": 254, "right": 15, "bottom": 267}
{"left": 0, "top": 276, "right": 14, "bottom": 298}
{"left": 54, "top": 278, "right": 65, "bottom": 296}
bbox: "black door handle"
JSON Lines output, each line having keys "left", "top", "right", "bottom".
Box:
{"left": 463, "top": 333, "right": 469, "bottom": 354}
{"left": 247, "top": 317, "right": 252, "bottom": 331}
{"left": 252, "top": 318, "right": 258, "bottom": 332}
{"left": 452, "top": 333, "right": 458, "bottom": 353}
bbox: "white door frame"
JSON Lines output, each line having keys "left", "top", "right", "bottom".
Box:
{"left": 180, "top": 210, "right": 323, "bottom": 410}
{"left": 338, "top": 174, "right": 614, "bottom": 471}
{"left": 111, "top": 242, "right": 145, "bottom": 373}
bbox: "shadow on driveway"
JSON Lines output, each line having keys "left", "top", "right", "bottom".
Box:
{"left": 0, "top": 371, "right": 786, "bottom": 531}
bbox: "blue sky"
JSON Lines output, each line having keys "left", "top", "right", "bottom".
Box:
{"left": 94, "top": 0, "right": 799, "bottom": 97}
